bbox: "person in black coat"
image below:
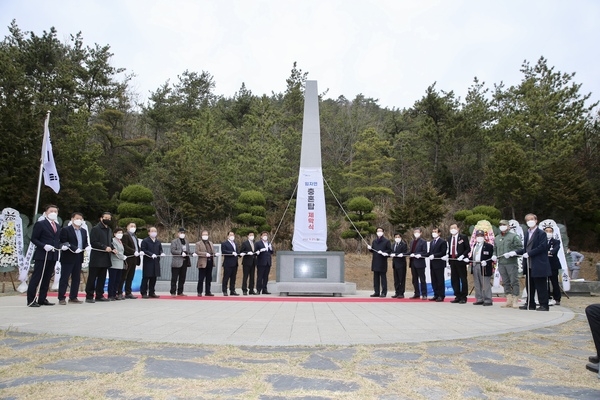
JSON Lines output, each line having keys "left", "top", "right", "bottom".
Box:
{"left": 408, "top": 228, "right": 428, "bottom": 299}
{"left": 544, "top": 226, "right": 562, "bottom": 306}
{"left": 121, "top": 222, "right": 140, "bottom": 299}
{"left": 221, "top": 231, "right": 240, "bottom": 296}
{"left": 255, "top": 231, "right": 273, "bottom": 294}
{"left": 447, "top": 223, "right": 471, "bottom": 304}
{"left": 390, "top": 233, "right": 408, "bottom": 299}
{"left": 240, "top": 231, "right": 257, "bottom": 295}
{"left": 85, "top": 212, "right": 114, "bottom": 303}
{"left": 58, "top": 212, "right": 89, "bottom": 304}
{"left": 470, "top": 230, "right": 495, "bottom": 306}
{"left": 140, "top": 226, "right": 164, "bottom": 298}
{"left": 27, "top": 204, "right": 62, "bottom": 307}
{"left": 367, "top": 227, "right": 392, "bottom": 297}
{"left": 515, "top": 214, "right": 552, "bottom": 311}
{"left": 426, "top": 227, "right": 449, "bottom": 302}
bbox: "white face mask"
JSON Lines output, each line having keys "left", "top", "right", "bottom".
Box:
{"left": 526, "top": 220, "right": 536, "bottom": 228}
{"left": 228, "top": 235, "right": 235, "bottom": 241}
{"left": 115, "top": 233, "right": 123, "bottom": 240}
{"left": 149, "top": 232, "right": 157, "bottom": 238}
{"left": 414, "top": 232, "right": 421, "bottom": 238}
{"left": 248, "top": 236, "right": 254, "bottom": 241}
{"left": 201, "top": 235, "right": 209, "bottom": 241}
{"left": 47, "top": 212, "right": 58, "bottom": 221}
{"left": 179, "top": 233, "right": 185, "bottom": 239}
{"left": 129, "top": 227, "right": 136, "bottom": 233}
{"left": 432, "top": 232, "right": 439, "bottom": 239}
{"left": 546, "top": 233, "right": 553, "bottom": 239}
{"left": 499, "top": 225, "right": 508, "bottom": 232}
{"left": 450, "top": 229, "right": 458, "bottom": 235}
{"left": 262, "top": 236, "right": 268, "bottom": 241}
{"left": 376, "top": 231, "right": 384, "bottom": 237}
{"left": 476, "top": 236, "right": 484, "bottom": 243}
{"left": 394, "top": 238, "right": 401, "bottom": 243}
{"left": 73, "top": 219, "right": 83, "bottom": 227}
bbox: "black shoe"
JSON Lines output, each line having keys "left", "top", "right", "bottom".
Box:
{"left": 380, "top": 293, "right": 386, "bottom": 298}
{"left": 206, "top": 293, "right": 215, "bottom": 297}
{"left": 428, "top": 297, "right": 438, "bottom": 301}
{"left": 554, "top": 301, "right": 561, "bottom": 306}
{"left": 459, "top": 299, "right": 467, "bottom": 304}
{"left": 483, "top": 302, "right": 493, "bottom": 306}
{"left": 262, "top": 291, "right": 271, "bottom": 295}
{"left": 108, "top": 297, "right": 116, "bottom": 301}
{"left": 370, "top": 293, "right": 380, "bottom": 297}
{"left": 421, "top": 296, "right": 427, "bottom": 300}
{"left": 41, "top": 299, "right": 55, "bottom": 306}
{"left": 589, "top": 355, "right": 599, "bottom": 363}
{"left": 141, "top": 295, "right": 150, "bottom": 299}
{"left": 125, "top": 294, "right": 138, "bottom": 299}
{"left": 536, "top": 306, "right": 549, "bottom": 311}
{"left": 473, "top": 301, "right": 484, "bottom": 305}
{"left": 391, "top": 294, "right": 399, "bottom": 298}
{"left": 436, "top": 298, "right": 444, "bottom": 302}
{"left": 586, "top": 362, "right": 599, "bottom": 373}
{"left": 223, "top": 293, "right": 229, "bottom": 296}
{"left": 149, "top": 294, "right": 160, "bottom": 298}
{"left": 85, "top": 298, "right": 96, "bottom": 303}
{"left": 450, "top": 298, "right": 460, "bottom": 303}
{"left": 249, "top": 290, "right": 257, "bottom": 295}
{"left": 197, "top": 293, "right": 203, "bottom": 297}
{"left": 397, "top": 295, "right": 404, "bottom": 299}
{"left": 243, "top": 291, "right": 248, "bottom": 296}
{"left": 519, "top": 305, "right": 536, "bottom": 310}
{"left": 230, "top": 292, "right": 240, "bottom": 296}
{"left": 409, "top": 295, "right": 420, "bottom": 299}
{"left": 95, "top": 297, "right": 108, "bottom": 302}
{"left": 28, "top": 302, "right": 41, "bottom": 307}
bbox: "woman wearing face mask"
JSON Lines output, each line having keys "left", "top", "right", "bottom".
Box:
{"left": 108, "top": 227, "right": 126, "bottom": 301}
{"left": 170, "top": 227, "right": 191, "bottom": 297}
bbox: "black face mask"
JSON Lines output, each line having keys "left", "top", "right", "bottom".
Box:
{"left": 102, "top": 219, "right": 112, "bottom": 226}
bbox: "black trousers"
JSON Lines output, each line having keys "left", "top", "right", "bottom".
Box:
{"left": 197, "top": 265, "right": 213, "bottom": 294}
{"left": 58, "top": 262, "right": 82, "bottom": 301}
{"left": 122, "top": 263, "right": 136, "bottom": 295}
{"left": 411, "top": 267, "right": 427, "bottom": 297}
{"left": 393, "top": 265, "right": 407, "bottom": 295}
{"left": 450, "top": 261, "right": 468, "bottom": 300}
{"left": 548, "top": 269, "right": 561, "bottom": 302}
{"left": 170, "top": 267, "right": 188, "bottom": 294}
{"left": 242, "top": 263, "right": 256, "bottom": 292}
{"left": 140, "top": 276, "right": 157, "bottom": 296}
{"left": 585, "top": 304, "right": 600, "bottom": 358}
{"left": 430, "top": 267, "right": 445, "bottom": 299}
{"left": 256, "top": 264, "right": 270, "bottom": 293}
{"left": 85, "top": 267, "right": 108, "bottom": 300}
{"left": 524, "top": 273, "right": 549, "bottom": 308}
{"left": 222, "top": 266, "right": 238, "bottom": 293}
{"left": 107, "top": 269, "right": 123, "bottom": 298}
{"left": 27, "top": 259, "right": 56, "bottom": 304}
{"left": 373, "top": 270, "right": 387, "bottom": 295}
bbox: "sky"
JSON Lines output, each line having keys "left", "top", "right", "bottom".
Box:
{"left": 1, "top": 0, "right": 599, "bottom": 110}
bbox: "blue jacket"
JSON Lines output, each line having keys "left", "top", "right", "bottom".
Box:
{"left": 408, "top": 238, "right": 428, "bottom": 269}
{"left": 255, "top": 240, "right": 273, "bottom": 267}
{"left": 31, "top": 219, "right": 61, "bottom": 261}
{"left": 221, "top": 240, "right": 240, "bottom": 268}
{"left": 517, "top": 227, "right": 551, "bottom": 278}
{"left": 59, "top": 225, "right": 88, "bottom": 265}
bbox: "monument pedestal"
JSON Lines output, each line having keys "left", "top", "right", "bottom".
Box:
{"left": 274, "top": 251, "right": 355, "bottom": 296}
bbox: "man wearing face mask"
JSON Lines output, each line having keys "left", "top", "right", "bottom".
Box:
{"left": 367, "top": 227, "right": 392, "bottom": 297}
{"left": 121, "top": 222, "right": 140, "bottom": 299}
{"left": 447, "top": 224, "right": 471, "bottom": 304}
{"left": 57, "top": 212, "right": 89, "bottom": 305}
{"left": 240, "top": 231, "right": 257, "bottom": 295}
{"left": 221, "top": 231, "right": 240, "bottom": 296}
{"left": 408, "top": 228, "right": 428, "bottom": 300}
{"left": 512, "top": 214, "right": 552, "bottom": 311}
{"left": 471, "top": 230, "right": 495, "bottom": 306}
{"left": 544, "top": 226, "right": 562, "bottom": 306}
{"left": 195, "top": 230, "right": 218, "bottom": 296}
{"left": 27, "top": 204, "right": 62, "bottom": 307}
{"left": 426, "top": 228, "right": 449, "bottom": 302}
{"left": 170, "top": 228, "right": 191, "bottom": 297}
{"left": 255, "top": 231, "right": 273, "bottom": 295}
{"left": 85, "top": 212, "right": 114, "bottom": 303}
{"left": 390, "top": 233, "right": 408, "bottom": 299}
{"left": 140, "top": 226, "right": 164, "bottom": 298}
{"left": 492, "top": 220, "right": 523, "bottom": 308}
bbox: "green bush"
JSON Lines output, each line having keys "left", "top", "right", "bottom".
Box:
{"left": 464, "top": 213, "right": 494, "bottom": 227}
{"left": 117, "top": 203, "right": 155, "bottom": 218}
{"left": 341, "top": 230, "right": 358, "bottom": 239}
{"left": 248, "top": 205, "right": 266, "bottom": 216}
{"left": 347, "top": 196, "right": 374, "bottom": 213}
{"left": 472, "top": 205, "right": 501, "bottom": 220}
{"left": 453, "top": 209, "right": 473, "bottom": 221}
{"left": 120, "top": 184, "right": 154, "bottom": 203}
{"left": 238, "top": 190, "right": 266, "bottom": 206}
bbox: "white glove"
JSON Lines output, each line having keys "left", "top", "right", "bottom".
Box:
{"left": 240, "top": 252, "right": 246, "bottom": 256}
{"left": 503, "top": 253, "right": 510, "bottom": 259}
{"left": 43, "top": 244, "right": 54, "bottom": 252}
{"left": 182, "top": 252, "right": 187, "bottom": 257}
{"left": 410, "top": 253, "right": 415, "bottom": 257}
{"left": 382, "top": 252, "right": 388, "bottom": 257}
{"left": 134, "top": 251, "right": 140, "bottom": 257}
{"left": 61, "top": 245, "right": 69, "bottom": 251}
{"left": 428, "top": 255, "right": 434, "bottom": 260}
{"left": 523, "top": 253, "right": 529, "bottom": 259}
{"left": 151, "top": 254, "right": 157, "bottom": 259}
{"left": 232, "top": 252, "right": 237, "bottom": 256}
{"left": 206, "top": 253, "right": 211, "bottom": 257}
{"left": 255, "top": 251, "right": 260, "bottom": 255}
{"left": 75, "top": 248, "right": 83, "bottom": 253}
{"left": 377, "top": 250, "right": 383, "bottom": 255}
{"left": 215, "top": 252, "right": 221, "bottom": 257}
{"left": 491, "top": 255, "right": 497, "bottom": 262}
{"left": 464, "top": 258, "right": 469, "bottom": 263}
{"left": 160, "top": 253, "right": 166, "bottom": 257}
{"left": 508, "top": 251, "right": 517, "bottom": 257}
{"left": 367, "top": 245, "right": 372, "bottom": 250}
{"left": 268, "top": 244, "right": 272, "bottom": 251}
{"left": 261, "top": 248, "right": 267, "bottom": 253}
{"left": 441, "top": 255, "right": 449, "bottom": 261}
{"left": 398, "top": 253, "right": 404, "bottom": 257}
{"left": 457, "top": 255, "right": 464, "bottom": 261}
{"left": 481, "top": 261, "right": 487, "bottom": 266}
{"left": 192, "top": 252, "right": 198, "bottom": 257}
{"left": 415, "top": 254, "right": 421, "bottom": 259}
{"left": 85, "top": 245, "right": 92, "bottom": 252}
{"left": 389, "top": 253, "right": 395, "bottom": 258}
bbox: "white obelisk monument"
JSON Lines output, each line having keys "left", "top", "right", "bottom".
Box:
{"left": 292, "top": 80, "right": 327, "bottom": 251}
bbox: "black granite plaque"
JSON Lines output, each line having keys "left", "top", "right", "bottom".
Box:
{"left": 293, "top": 258, "right": 327, "bottom": 279}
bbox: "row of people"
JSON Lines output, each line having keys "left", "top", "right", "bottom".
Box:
{"left": 368, "top": 214, "right": 563, "bottom": 311}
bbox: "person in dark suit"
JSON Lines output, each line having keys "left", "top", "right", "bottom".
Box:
{"left": 515, "top": 213, "right": 552, "bottom": 311}
{"left": 470, "top": 230, "right": 495, "bottom": 306}
{"left": 221, "top": 231, "right": 240, "bottom": 296}
{"left": 585, "top": 304, "right": 600, "bottom": 374}
{"left": 120, "top": 222, "right": 140, "bottom": 299}
{"left": 426, "top": 227, "right": 448, "bottom": 302}
{"left": 140, "top": 226, "right": 164, "bottom": 298}
{"left": 255, "top": 231, "right": 273, "bottom": 294}
{"left": 85, "top": 212, "right": 113, "bottom": 303}
{"left": 544, "top": 226, "right": 562, "bottom": 306}
{"left": 408, "top": 228, "right": 428, "bottom": 300}
{"left": 367, "top": 227, "right": 392, "bottom": 297}
{"left": 391, "top": 233, "right": 408, "bottom": 299}
{"left": 170, "top": 227, "right": 191, "bottom": 297}
{"left": 240, "top": 231, "right": 257, "bottom": 295}
{"left": 57, "top": 212, "right": 88, "bottom": 305}
{"left": 27, "top": 204, "right": 62, "bottom": 307}
{"left": 447, "top": 223, "right": 471, "bottom": 304}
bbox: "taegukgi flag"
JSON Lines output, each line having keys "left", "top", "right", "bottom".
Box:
{"left": 42, "top": 113, "right": 60, "bottom": 193}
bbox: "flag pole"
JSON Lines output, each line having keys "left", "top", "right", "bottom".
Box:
{"left": 33, "top": 111, "right": 51, "bottom": 219}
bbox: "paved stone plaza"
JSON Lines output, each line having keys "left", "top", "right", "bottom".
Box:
{"left": 0, "top": 292, "right": 599, "bottom": 399}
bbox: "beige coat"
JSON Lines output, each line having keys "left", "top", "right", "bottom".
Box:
{"left": 195, "top": 240, "right": 214, "bottom": 269}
